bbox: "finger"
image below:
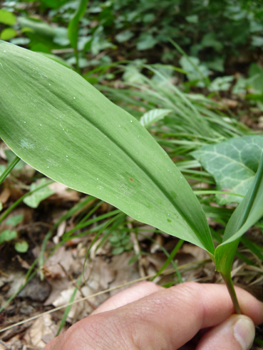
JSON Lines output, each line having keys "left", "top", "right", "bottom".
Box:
{"left": 44, "top": 282, "right": 263, "bottom": 350}
{"left": 91, "top": 281, "right": 162, "bottom": 315}
{"left": 197, "top": 315, "right": 255, "bottom": 350}
{"left": 44, "top": 282, "right": 162, "bottom": 350}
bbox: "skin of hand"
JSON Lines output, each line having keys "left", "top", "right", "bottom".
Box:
{"left": 44, "top": 281, "right": 263, "bottom": 350}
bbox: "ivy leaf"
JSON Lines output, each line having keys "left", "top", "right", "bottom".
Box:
{"left": 191, "top": 135, "right": 263, "bottom": 204}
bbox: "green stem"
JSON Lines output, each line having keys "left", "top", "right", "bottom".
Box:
{"left": 74, "top": 48, "right": 80, "bottom": 74}
{"left": 221, "top": 273, "right": 241, "bottom": 314}
{"left": 0, "top": 156, "right": 20, "bottom": 185}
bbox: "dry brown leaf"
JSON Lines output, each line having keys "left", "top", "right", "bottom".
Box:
{"left": 258, "top": 116, "right": 263, "bottom": 129}
{"left": 150, "top": 235, "right": 164, "bottom": 254}
{"left": 48, "top": 183, "right": 79, "bottom": 201}
{"left": 137, "top": 224, "right": 156, "bottom": 241}
{"left": 24, "top": 314, "right": 57, "bottom": 349}
{"left": 53, "top": 220, "right": 66, "bottom": 244}
{"left": 52, "top": 287, "right": 93, "bottom": 322}
{"left": 44, "top": 278, "right": 71, "bottom": 306}
{"left": 5, "top": 271, "right": 26, "bottom": 298}
{"left": 107, "top": 253, "right": 140, "bottom": 296}
{"left": 0, "top": 187, "right": 11, "bottom": 205}
{"left": 0, "top": 142, "right": 9, "bottom": 159}
{"left": 147, "top": 254, "right": 168, "bottom": 271}
{"left": 0, "top": 335, "right": 25, "bottom": 350}
{"left": 180, "top": 244, "right": 210, "bottom": 261}
{"left": 34, "top": 246, "right": 80, "bottom": 279}
{"left": 221, "top": 98, "right": 238, "bottom": 109}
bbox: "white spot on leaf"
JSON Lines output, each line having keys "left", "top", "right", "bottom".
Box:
{"left": 20, "top": 139, "right": 35, "bottom": 149}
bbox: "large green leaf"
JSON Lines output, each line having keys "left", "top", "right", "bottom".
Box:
{"left": 0, "top": 41, "right": 214, "bottom": 254}
{"left": 191, "top": 135, "right": 263, "bottom": 204}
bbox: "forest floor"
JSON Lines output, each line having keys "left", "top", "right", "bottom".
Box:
{"left": 0, "top": 163, "right": 263, "bottom": 349}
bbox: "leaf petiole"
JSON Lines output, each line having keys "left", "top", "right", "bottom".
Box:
{"left": 221, "top": 272, "right": 241, "bottom": 314}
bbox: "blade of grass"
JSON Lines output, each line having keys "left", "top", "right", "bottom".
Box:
{"left": 68, "top": 0, "right": 89, "bottom": 72}
{"left": 0, "top": 155, "right": 20, "bottom": 185}
{"left": 151, "top": 239, "right": 184, "bottom": 282}
{"left": 56, "top": 274, "right": 83, "bottom": 336}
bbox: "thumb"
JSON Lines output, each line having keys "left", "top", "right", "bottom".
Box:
{"left": 197, "top": 315, "right": 255, "bottom": 350}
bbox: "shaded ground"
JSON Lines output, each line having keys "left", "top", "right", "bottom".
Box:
{"left": 0, "top": 176, "right": 262, "bottom": 349}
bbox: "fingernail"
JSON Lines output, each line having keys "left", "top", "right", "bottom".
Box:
{"left": 234, "top": 317, "right": 255, "bottom": 350}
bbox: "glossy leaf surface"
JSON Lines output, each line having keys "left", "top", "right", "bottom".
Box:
{"left": 0, "top": 41, "right": 214, "bottom": 253}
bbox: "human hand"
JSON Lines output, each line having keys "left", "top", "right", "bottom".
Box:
{"left": 44, "top": 281, "right": 263, "bottom": 350}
